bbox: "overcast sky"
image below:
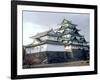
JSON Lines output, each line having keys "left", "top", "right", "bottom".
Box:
{"left": 23, "top": 11, "right": 90, "bottom": 45}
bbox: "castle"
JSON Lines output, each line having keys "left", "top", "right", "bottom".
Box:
{"left": 23, "top": 19, "right": 89, "bottom": 65}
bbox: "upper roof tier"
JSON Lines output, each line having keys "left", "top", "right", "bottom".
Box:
{"left": 57, "top": 19, "right": 88, "bottom": 44}
{"left": 60, "top": 19, "right": 77, "bottom": 27}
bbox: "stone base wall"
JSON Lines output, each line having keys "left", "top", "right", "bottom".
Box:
{"left": 23, "top": 49, "right": 89, "bottom": 65}
{"left": 65, "top": 49, "right": 89, "bottom": 61}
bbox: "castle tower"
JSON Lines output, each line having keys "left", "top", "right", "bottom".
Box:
{"left": 57, "top": 19, "right": 89, "bottom": 61}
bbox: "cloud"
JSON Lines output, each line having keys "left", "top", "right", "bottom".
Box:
{"left": 23, "top": 22, "right": 50, "bottom": 45}
{"left": 23, "top": 11, "right": 90, "bottom": 45}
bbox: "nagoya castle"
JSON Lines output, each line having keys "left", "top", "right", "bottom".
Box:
{"left": 24, "top": 19, "right": 89, "bottom": 65}
{"left": 57, "top": 19, "right": 89, "bottom": 61}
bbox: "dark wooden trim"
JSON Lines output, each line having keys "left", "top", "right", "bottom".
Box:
{"left": 15, "top": 0, "right": 97, "bottom": 9}
{"left": 94, "top": 6, "right": 98, "bottom": 74}
{"left": 11, "top": 1, "right": 17, "bottom": 79}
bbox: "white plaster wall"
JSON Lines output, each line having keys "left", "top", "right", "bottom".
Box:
{"left": 40, "top": 44, "right": 47, "bottom": 52}
{"left": 65, "top": 45, "right": 88, "bottom": 50}
{"left": 47, "top": 44, "right": 64, "bottom": 51}
{"left": 26, "top": 44, "right": 64, "bottom": 54}
{"left": 26, "top": 44, "right": 47, "bottom": 53}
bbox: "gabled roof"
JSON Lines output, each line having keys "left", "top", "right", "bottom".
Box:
{"left": 30, "top": 29, "right": 59, "bottom": 39}
{"left": 78, "top": 37, "right": 88, "bottom": 43}
{"left": 60, "top": 19, "right": 77, "bottom": 26}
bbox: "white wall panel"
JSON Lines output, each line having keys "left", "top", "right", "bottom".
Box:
{"left": 47, "top": 44, "right": 64, "bottom": 51}
{"left": 26, "top": 44, "right": 64, "bottom": 54}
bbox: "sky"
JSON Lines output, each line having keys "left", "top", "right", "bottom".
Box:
{"left": 23, "top": 11, "right": 90, "bottom": 45}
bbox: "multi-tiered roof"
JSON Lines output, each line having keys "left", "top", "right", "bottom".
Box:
{"left": 27, "top": 29, "right": 63, "bottom": 47}
{"left": 57, "top": 19, "right": 88, "bottom": 46}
